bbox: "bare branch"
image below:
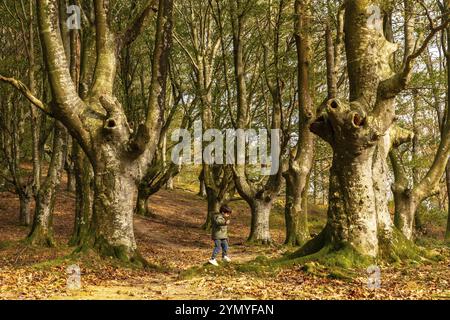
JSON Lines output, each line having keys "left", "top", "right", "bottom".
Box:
{"left": 120, "top": 0, "right": 158, "bottom": 48}
{"left": 0, "top": 75, "right": 52, "bottom": 115}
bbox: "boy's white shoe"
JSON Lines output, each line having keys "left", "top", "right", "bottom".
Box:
{"left": 208, "top": 259, "right": 219, "bottom": 266}
{"left": 223, "top": 256, "right": 231, "bottom": 262}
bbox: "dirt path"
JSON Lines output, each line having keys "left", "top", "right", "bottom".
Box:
{"left": 67, "top": 189, "right": 283, "bottom": 300}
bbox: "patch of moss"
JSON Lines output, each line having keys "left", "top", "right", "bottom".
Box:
{"left": 235, "top": 261, "right": 278, "bottom": 275}
{"left": 73, "top": 235, "right": 157, "bottom": 270}
{"left": 234, "top": 242, "right": 372, "bottom": 280}
{"left": 0, "top": 240, "right": 14, "bottom": 250}
{"left": 180, "top": 262, "right": 237, "bottom": 280}
{"left": 31, "top": 256, "right": 76, "bottom": 270}
{"left": 379, "top": 228, "right": 437, "bottom": 264}
{"left": 282, "top": 244, "right": 371, "bottom": 277}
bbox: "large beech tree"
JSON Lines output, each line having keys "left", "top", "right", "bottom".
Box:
{"left": 174, "top": 0, "right": 234, "bottom": 229}
{"left": 228, "top": 0, "right": 285, "bottom": 244}
{"left": 283, "top": 0, "right": 315, "bottom": 246}
{"left": 2, "top": 0, "right": 173, "bottom": 263}
{"left": 302, "top": 0, "right": 449, "bottom": 258}
{"left": 386, "top": 0, "right": 450, "bottom": 242}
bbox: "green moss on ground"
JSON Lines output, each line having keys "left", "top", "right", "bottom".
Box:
{"left": 0, "top": 240, "right": 14, "bottom": 249}
{"left": 380, "top": 229, "right": 441, "bottom": 264}
{"left": 232, "top": 229, "right": 444, "bottom": 281}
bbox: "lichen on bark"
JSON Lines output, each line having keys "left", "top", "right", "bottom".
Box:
{"left": 292, "top": 0, "right": 431, "bottom": 264}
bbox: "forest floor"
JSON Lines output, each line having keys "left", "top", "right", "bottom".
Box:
{"left": 0, "top": 185, "right": 449, "bottom": 300}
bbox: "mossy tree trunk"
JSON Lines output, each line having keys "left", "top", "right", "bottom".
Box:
{"left": 228, "top": 0, "right": 284, "bottom": 245}
{"left": 389, "top": 1, "right": 450, "bottom": 241}
{"left": 135, "top": 189, "right": 153, "bottom": 218}
{"left": 175, "top": 2, "right": 234, "bottom": 231}
{"left": 284, "top": 170, "right": 310, "bottom": 246}
{"left": 27, "top": 122, "right": 67, "bottom": 246}
{"left": 69, "top": 144, "right": 93, "bottom": 246}
{"left": 135, "top": 104, "right": 185, "bottom": 218}
{"left": 247, "top": 199, "right": 273, "bottom": 244}
{"left": 30, "top": 0, "right": 172, "bottom": 263}
{"left": 305, "top": 0, "right": 441, "bottom": 259}
{"left": 283, "top": 0, "right": 315, "bottom": 246}
{"left": 19, "top": 190, "right": 33, "bottom": 226}
{"left": 198, "top": 170, "right": 207, "bottom": 198}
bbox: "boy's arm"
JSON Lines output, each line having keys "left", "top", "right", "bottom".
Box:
{"left": 214, "top": 215, "right": 227, "bottom": 226}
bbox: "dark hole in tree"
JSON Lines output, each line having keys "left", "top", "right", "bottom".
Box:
{"left": 107, "top": 119, "right": 116, "bottom": 128}
{"left": 353, "top": 113, "right": 365, "bottom": 127}
{"left": 330, "top": 100, "right": 339, "bottom": 109}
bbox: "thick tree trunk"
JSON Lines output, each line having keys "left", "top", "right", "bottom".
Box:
{"left": 248, "top": 199, "right": 272, "bottom": 245}
{"left": 198, "top": 171, "right": 207, "bottom": 198}
{"left": 284, "top": 169, "right": 310, "bottom": 246}
{"left": 69, "top": 146, "right": 93, "bottom": 246}
{"left": 14, "top": 0, "right": 172, "bottom": 265}
{"left": 165, "top": 176, "right": 174, "bottom": 190}
{"left": 27, "top": 123, "right": 66, "bottom": 246}
{"left": 445, "top": 163, "right": 450, "bottom": 240}
{"left": 202, "top": 188, "right": 221, "bottom": 231}
{"left": 135, "top": 188, "right": 155, "bottom": 218}
{"left": 19, "top": 190, "right": 33, "bottom": 226}
{"left": 327, "top": 149, "right": 380, "bottom": 256}
{"left": 393, "top": 192, "right": 418, "bottom": 241}
{"left": 85, "top": 165, "right": 144, "bottom": 264}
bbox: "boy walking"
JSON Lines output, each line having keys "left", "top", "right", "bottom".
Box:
{"left": 208, "top": 205, "right": 232, "bottom": 266}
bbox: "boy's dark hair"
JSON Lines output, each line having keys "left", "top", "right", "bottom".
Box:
{"left": 220, "top": 204, "right": 232, "bottom": 214}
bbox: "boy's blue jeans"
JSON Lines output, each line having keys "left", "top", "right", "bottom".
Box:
{"left": 211, "top": 239, "right": 228, "bottom": 259}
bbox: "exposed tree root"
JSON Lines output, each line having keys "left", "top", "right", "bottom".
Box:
{"left": 233, "top": 227, "right": 441, "bottom": 280}
{"left": 282, "top": 227, "right": 437, "bottom": 270}
{"left": 26, "top": 228, "right": 56, "bottom": 248}
{"left": 74, "top": 236, "right": 151, "bottom": 269}
{"left": 246, "top": 237, "right": 273, "bottom": 246}
{"left": 379, "top": 229, "right": 440, "bottom": 264}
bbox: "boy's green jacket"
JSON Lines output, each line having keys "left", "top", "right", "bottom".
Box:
{"left": 211, "top": 212, "right": 228, "bottom": 240}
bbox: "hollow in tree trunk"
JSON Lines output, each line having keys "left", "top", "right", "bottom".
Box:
{"left": 301, "top": 0, "right": 427, "bottom": 261}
